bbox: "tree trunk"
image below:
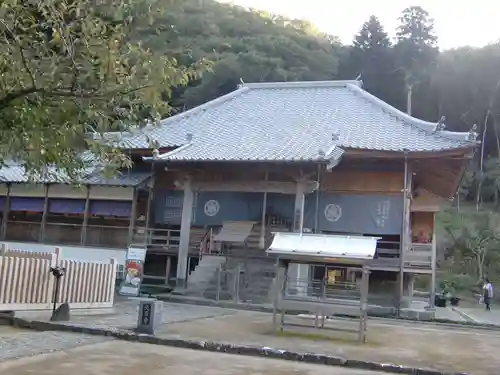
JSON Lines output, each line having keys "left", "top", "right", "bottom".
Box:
{"left": 477, "top": 253, "right": 483, "bottom": 281}
{"left": 477, "top": 113, "right": 489, "bottom": 211}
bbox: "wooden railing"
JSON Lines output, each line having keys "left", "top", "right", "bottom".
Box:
{"left": 374, "top": 241, "right": 432, "bottom": 270}
{"left": 405, "top": 243, "right": 432, "bottom": 268}
{"left": 144, "top": 228, "right": 181, "bottom": 247}
{"left": 199, "top": 228, "right": 212, "bottom": 260}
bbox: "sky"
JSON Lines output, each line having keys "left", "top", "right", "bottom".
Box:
{"left": 222, "top": 0, "right": 498, "bottom": 50}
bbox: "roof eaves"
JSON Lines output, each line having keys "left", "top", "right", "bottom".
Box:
{"left": 345, "top": 83, "right": 476, "bottom": 147}
{"left": 142, "top": 143, "right": 192, "bottom": 162}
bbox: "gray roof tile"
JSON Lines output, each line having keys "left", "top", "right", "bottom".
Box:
{"left": 0, "top": 158, "right": 150, "bottom": 186}
{"left": 112, "top": 81, "right": 478, "bottom": 161}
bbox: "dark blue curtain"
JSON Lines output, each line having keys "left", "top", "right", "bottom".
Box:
{"left": 48, "top": 199, "right": 86, "bottom": 214}
{"left": 90, "top": 200, "right": 132, "bottom": 217}
{"left": 266, "top": 193, "right": 294, "bottom": 221}
{"left": 154, "top": 190, "right": 183, "bottom": 224}
{"left": 10, "top": 197, "right": 45, "bottom": 212}
{"left": 304, "top": 193, "right": 404, "bottom": 235}
{"left": 194, "top": 191, "right": 264, "bottom": 226}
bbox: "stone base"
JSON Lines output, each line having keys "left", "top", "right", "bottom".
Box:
{"left": 50, "top": 303, "right": 70, "bottom": 322}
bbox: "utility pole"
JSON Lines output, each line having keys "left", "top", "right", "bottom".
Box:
{"left": 406, "top": 79, "right": 412, "bottom": 116}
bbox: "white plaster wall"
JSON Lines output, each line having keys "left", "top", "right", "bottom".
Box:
{"left": 10, "top": 184, "right": 45, "bottom": 197}
{"left": 48, "top": 184, "right": 87, "bottom": 198}
{"left": 3, "top": 184, "right": 133, "bottom": 200}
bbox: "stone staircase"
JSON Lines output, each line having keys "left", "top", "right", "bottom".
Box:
{"left": 205, "top": 223, "right": 288, "bottom": 304}
{"left": 185, "top": 255, "right": 225, "bottom": 296}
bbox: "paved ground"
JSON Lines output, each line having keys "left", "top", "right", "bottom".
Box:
{"left": 454, "top": 305, "right": 500, "bottom": 324}
{"left": 15, "top": 299, "right": 233, "bottom": 329}
{"left": 13, "top": 299, "right": 500, "bottom": 374}
{"left": 160, "top": 310, "right": 499, "bottom": 375}
{"left": 0, "top": 340, "right": 388, "bottom": 375}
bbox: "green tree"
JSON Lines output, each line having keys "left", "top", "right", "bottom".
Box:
{"left": 146, "top": 0, "right": 341, "bottom": 108}
{"left": 342, "top": 15, "right": 403, "bottom": 109}
{"left": 394, "top": 6, "right": 438, "bottom": 118}
{"left": 442, "top": 209, "right": 500, "bottom": 280}
{"left": 0, "top": 0, "right": 205, "bottom": 176}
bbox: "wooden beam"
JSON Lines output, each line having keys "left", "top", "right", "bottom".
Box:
{"left": 80, "top": 185, "right": 91, "bottom": 245}
{"left": 344, "top": 147, "right": 475, "bottom": 160}
{"left": 38, "top": 184, "right": 49, "bottom": 242}
{"left": 1, "top": 184, "right": 11, "bottom": 240}
{"left": 185, "top": 180, "right": 319, "bottom": 194}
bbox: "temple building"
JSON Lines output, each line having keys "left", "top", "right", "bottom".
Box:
{"left": 0, "top": 80, "right": 477, "bottom": 307}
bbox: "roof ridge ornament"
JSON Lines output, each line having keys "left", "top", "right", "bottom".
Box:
{"left": 355, "top": 73, "right": 363, "bottom": 88}
{"left": 468, "top": 124, "right": 478, "bottom": 141}
{"left": 435, "top": 116, "right": 446, "bottom": 132}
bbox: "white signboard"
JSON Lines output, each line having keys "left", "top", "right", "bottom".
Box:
{"left": 119, "top": 246, "right": 147, "bottom": 297}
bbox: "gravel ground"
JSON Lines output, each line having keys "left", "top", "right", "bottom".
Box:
{"left": 0, "top": 330, "right": 110, "bottom": 362}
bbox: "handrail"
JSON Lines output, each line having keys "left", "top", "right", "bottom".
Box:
{"left": 199, "top": 228, "right": 211, "bottom": 261}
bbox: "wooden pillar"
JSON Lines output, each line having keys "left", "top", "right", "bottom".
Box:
{"left": 144, "top": 175, "right": 155, "bottom": 246}
{"left": 165, "top": 255, "right": 172, "bottom": 286}
{"left": 80, "top": 185, "right": 91, "bottom": 245}
{"left": 127, "top": 187, "right": 138, "bottom": 246}
{"left": 313, "top": 165, "right": 321, "bottom": 233}
{"left": 1, "top": 184, "right": 11, "bottom": 240}
{"left": 399, "top": 154, "right": 412, "bottom": 312}
{"left": 430, "top": 212, "right": 437, "bottom": 309}
{"left": 176, "top": 176, "right": 193, "bottom": 289}
{"left": 259, "top": 171, "right": 268, "bottom": 249}
{"left": 291, "top": 180, "right": 308, "bottom": 296}
{"left": 293, "top": 180, "right": 305, "bottom": 233}
{"left": 39, "top": 184, "right": 49, "bottom": 242}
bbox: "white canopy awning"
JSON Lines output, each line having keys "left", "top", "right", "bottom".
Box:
{"left": 213, "top": 221, "right": 256, "bottom": 243}
{"left": 267, "top": 232, "right": 380, "bottom": 260}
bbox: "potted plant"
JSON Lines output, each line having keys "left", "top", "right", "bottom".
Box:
{"left": 435, "top": 293, "right": 447, "bottom": 307}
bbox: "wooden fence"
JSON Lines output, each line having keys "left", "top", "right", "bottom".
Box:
{"left": 0, "top": 246, "right": 117, "bottom": 311}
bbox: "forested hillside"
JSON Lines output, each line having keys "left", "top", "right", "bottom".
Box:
{"left": 140, "top": 0, "right": 342, "bottom": 108}
{"left": 150, "top": 1, "right": 499, "bottom": 155}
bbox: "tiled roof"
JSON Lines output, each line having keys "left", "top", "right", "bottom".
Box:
{"left": 83, "top": 170, "right": 151, "bottom": 186}
{"left": 0, "top": 156, "right": 151, "bottom": 186}
{"left": 118, "top": 80, "right": 478, "bottom": 161}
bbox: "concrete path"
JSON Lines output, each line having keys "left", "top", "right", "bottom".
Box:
{"left": 453, "top": 306, "right": 500, "bottom": 324}
{"left": 0, "top": 340, "right": 388, "bottom": 375}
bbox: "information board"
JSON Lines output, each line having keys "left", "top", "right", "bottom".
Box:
{"left": 119, "top": 246, "right": 147, "bottom": 296}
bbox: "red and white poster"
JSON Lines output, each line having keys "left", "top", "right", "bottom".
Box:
{"left": 119, "top": 247, "right": 146, "bottom": 296}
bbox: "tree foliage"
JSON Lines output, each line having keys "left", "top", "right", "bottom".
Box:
{"left": 0, "top": 0, "right": 206, "bottom": 175}
{"left": 441, "top": 208, "right": 500, "bottom": 281}
{"left": 143, "top": 0, "right": 341, "bottom": 108}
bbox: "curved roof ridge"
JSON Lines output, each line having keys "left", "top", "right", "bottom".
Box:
{"left": 345, "top": 83, "right": 474, "bottom": 145}
{"left": 241, "top": 80, "right": 362, "bottom": 89}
